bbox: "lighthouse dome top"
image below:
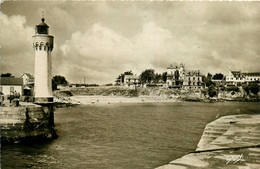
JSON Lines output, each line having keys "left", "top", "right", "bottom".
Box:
{"left": 35, "top": 18, "right": 49, "bottom": 35}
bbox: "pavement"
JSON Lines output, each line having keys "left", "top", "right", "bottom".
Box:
{"left": 156, "top": 114, "right": 260, "bottom": 169}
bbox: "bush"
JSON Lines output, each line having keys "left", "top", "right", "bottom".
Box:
{"left": 129, "top": 89, "right": 138, "bottom": 97}
{"left": 208, "top": 84, "right": 217, "bottom": 97}
{"left": 242, "top": 84, "right": 249, "bottom": 95}
{"left": 105, "top": 83, "right": 113, "bottom": 86}
{"left": 249, "top": 83, "right": 259, "bottom": 95}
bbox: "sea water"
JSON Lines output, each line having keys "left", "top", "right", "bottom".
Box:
{"left": 2, "top": 102, "right": 260, "bottom": 169}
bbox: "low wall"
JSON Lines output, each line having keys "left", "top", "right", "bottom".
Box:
{"left": 0, "top": 103, "right": 57, "bottom": 143}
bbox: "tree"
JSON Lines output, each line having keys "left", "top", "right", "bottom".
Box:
{"left": 52, "top": 75, "right": 68, "bottom": 90}
{"left": 242, "top": 84, "right": 250, "bottom": 95}
{"left": 249, "top": 83, "right": 259, "bottom": 95}
{"left": 1, "top": 73, "right": 13, "bottom": 77}
{"left": 208, "top": 84, "right": 217, "bottom": 97}
{"left": 202, "top": 74, "right": 215, "bottom": 87}
{"left": 115, "top": 71, "right": 133, "bottom": 84}
{"left": 212, "top": 73, "right": 224, "bottom": 80}
{"left": 207, "top": 73, "right": 213, "bottom": 79}
{"left": 162, "top": 72, "right": 167, "bottom": 82}
{"left": 140, "top": 69, "right": 155, "bottom": 84}
{"left": 154, "top": 73, "right": 162, "bottom": 83}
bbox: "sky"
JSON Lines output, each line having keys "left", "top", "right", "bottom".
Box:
{"left": 0, "top": 1, "right": 259, "bottom": 84}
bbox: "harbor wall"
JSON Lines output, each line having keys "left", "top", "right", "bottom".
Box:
{"left": 0, "top": 103, "right": 57, "bottom": 143}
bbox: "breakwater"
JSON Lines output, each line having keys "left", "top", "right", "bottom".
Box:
{"left": 0, "top": 102, "right": 57, "bottom": 144}
{"left": 156, "top": 114, "right": 260, "bottom": 168}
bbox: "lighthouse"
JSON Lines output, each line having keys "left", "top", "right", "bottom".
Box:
{"left": 33, "top": 18, "right": 54, "bottom": 126}
{"left": 33, "top": 18, "right": 54, "bottom": 103}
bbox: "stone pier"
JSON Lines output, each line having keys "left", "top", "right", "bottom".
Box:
{"left": 156, "top": 114, "right": 260, "bottom": 168}
{"left": 0, "top": 102, "right": 57, "bottom": 144}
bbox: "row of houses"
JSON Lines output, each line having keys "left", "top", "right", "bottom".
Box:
{"left": 120, "top": 63, "right": 204, "bottom": 89}
{"left": 1, "top": 67, "right": 259, "bottom": 96}
{"left": 120, "top": 63, "right": 260, "bottom": 89}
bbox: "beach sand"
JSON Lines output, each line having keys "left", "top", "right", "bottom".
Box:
{"left": 67, "top": 95, "right": 180, "bottom": 105}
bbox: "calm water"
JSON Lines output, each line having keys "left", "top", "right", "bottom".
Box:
{"left": 2, "top": 102, "right": 260, "bottom": 169}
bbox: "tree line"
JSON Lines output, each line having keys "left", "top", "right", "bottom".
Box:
{"left": 115, "top": 69, "right": 167, "bottom": 84}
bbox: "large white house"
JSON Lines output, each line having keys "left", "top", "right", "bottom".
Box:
{"left": 166, "top": 63, "right": 204, "bottom": 89}
{"left": 123, "top": 75, "right": 140, "bottom": 88}
{"left": 21, "top": 73, "right": 34, "bottom": 86}
{"left": 226, "top": 70, "right": 260, "bottom": 86}
{"left": 0, "top": 77, "right": 23, "bottom": 96}
{"left": 183, "top": 70, "right": 203, "bottom": 90}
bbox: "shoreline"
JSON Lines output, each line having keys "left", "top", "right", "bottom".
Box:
{"left": 54, "top": 95, "right": 260, "bottom": 107}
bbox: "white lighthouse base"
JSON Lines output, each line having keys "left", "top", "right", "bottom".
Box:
{"left": 34, "top": 97, "right": 54, "bottom": 126}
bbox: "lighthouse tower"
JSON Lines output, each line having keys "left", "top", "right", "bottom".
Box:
{"left": 33, "top": 18, "right": 54, "bottom": 103}
{"left": 33, "top": 18, "right": 54, "bottom": 126}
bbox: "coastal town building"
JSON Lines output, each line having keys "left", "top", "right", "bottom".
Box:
{"left": 21, "top": 73, "right": 34, "bottom": 96}
{"left": 21, "top": 73, "right": 34, "bottom": 86}
{"left": 166, "top": 63, "right": 185, "bottom": 88}
{"left": 123, "top": 75, "right": 140, "bottom": 88}
{"left": 0, "top": 77, "right": 23, "bottom": 96}
{"left": 226, "top": 70, "right": 260, "bottom": 86}
{"left": 183, "top": 70, "right": 204, "bottom": 90}
{"left": 166, "top": 63, "right": 204, "bottom": 89}
{"left": 244, "top": 72, "right": 260, "bottom": 83}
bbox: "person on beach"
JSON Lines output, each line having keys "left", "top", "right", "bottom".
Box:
{"left": 10, "top": 91, "right": 14, "bottom": 103}
{"left": 0, "top": 92, "right": 4, "bottom": 106}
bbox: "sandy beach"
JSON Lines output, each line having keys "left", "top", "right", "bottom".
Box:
{"left": 64, "top": 95, "right": 180, "bottom": 105}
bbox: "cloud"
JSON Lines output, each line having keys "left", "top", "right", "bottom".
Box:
{"left": 0, "top": 13, "right": 34, "bottom": 76}
{"left": 1, "top": 2, "right": 259, "bottom": 84}
{"left": 57, "top": 22, "right": 179, "bottom": 84}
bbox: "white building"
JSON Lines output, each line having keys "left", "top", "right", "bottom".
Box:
{"left": 21, "top": 73, "right": 34, "bottom": 96}
{"left": 166, "top": 63, "right": 204, "bottom": 89}
{"left": 226, "top": 70, "right": 260, "bottom": 86}
{"left": 123, "top": 75, "right": 140, "bottom": 87}
{"left": 21, "top": 73, "right": 34, "bottom": 86}
{"left": 166, "top": 63, "right": 185, "bottom": 87}
{"left": 244, "top": 72, "right": 260, "bottom": 82}
{"left": 183, "top": 70, "right": 204, "bottom": 90}
{"left": 0, "top": 77, "right": 23, "bottom": 96}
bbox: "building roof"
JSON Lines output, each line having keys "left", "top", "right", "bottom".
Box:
{"left": 243, "top": 72, "right": 260, "bottom": 76}
{"left": 21, "top": 73, "right": 34, "bottom": 79}
{"left": 0, "top": 77, "right": 23, "bottom": 85}
{"left": 37, "top": 18, "right": 49, "bottom": 27}
{"left": 167, "top": 63, "right": 185, "bottom": 69}
{"left": 231, "top": 71, "right": 245, "bottom": 78}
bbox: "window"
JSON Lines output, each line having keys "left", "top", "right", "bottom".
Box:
{"left": 10, "top": 87, "right": 14, "bottom": 94}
